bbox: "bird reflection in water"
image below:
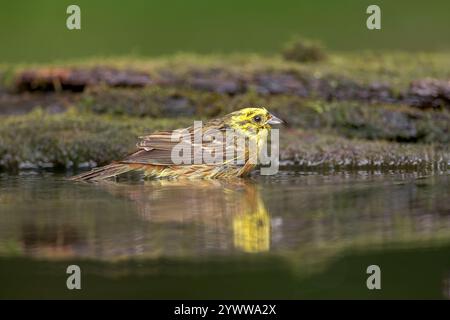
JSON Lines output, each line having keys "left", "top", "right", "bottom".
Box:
{"left": 102, "top": 178, "right": 271, "bottom": 253}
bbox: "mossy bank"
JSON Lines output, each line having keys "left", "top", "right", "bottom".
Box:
{"left": 0, "top": 52, "right": 449, "bottom": 172}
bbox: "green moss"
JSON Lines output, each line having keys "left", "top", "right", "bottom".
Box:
{"left": 0, "top": 109, "right": 192, "bottom": 170}
{"left": 80, "top": 86, "right": 226, "bottom": 118}
{"left": 1, "top": 52, "right": 449, "bottom": 171}
{"left": 281, "top": 36, "right": 327, "bottom": 63}
{"left": 4, "top": 52, "right": 450, "bottom": 91}
{"left": 280, "top": 128, "right": 449, "bottom": 170}
{"left": 322, "top": 103, "right": 450, "bottom": 144}
{"left": 78, "top": 87, "right": 450, "bottom": 144}
{"left": 0, "top": 109, "right": 447, "bottom": 171}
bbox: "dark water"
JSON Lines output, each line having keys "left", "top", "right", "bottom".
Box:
{"left": 0, "top": 169, "right": 449, "bottom": 299}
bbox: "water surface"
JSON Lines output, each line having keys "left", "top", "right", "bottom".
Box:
{"left": 0, "top": 169, "right": 449, "bottom": 299}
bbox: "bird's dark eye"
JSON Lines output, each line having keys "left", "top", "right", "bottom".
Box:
{"left": 253, "top": 115, "right": 262, "bottom": 123}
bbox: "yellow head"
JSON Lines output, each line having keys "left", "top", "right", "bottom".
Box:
{"left": 227, "top": 107, "right": 283, "bottom": 137}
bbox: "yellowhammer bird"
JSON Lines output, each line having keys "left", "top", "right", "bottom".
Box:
{"left": 70, "top": 107, "right": 283, "bottom": 181}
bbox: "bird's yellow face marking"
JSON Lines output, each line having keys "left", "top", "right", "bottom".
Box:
{"left": 228, "top": 107, "right": 279, "bottom": 138}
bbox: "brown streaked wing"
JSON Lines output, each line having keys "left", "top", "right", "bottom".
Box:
{"left": 122, "top": 120, "right": 237, "bottom": 166}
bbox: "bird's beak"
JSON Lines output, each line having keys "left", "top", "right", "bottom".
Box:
{"left": 267, "top": 114, "right": 284, "bottom": 125}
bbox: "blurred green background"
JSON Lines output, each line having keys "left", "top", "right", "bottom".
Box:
{"left": 1, "top": 0, "right": 449, "bottom": 63}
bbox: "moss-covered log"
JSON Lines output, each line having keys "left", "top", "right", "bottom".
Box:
{"left": 0, "top": 109, "right": 447, "bottom": 171}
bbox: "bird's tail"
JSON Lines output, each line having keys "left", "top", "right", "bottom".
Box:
{"left": 69, "top": 163, "right": 140, "bottom": 182}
